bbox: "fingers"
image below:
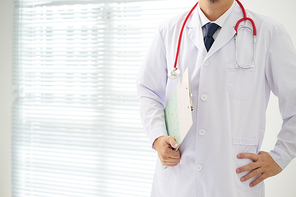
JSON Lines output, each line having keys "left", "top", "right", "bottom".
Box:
{"left": 166, "top": 147, "right": 180, "bottom": 158}
{"left": 154, "top": 136, "right": 181, "bottom": 166}
{"left": 236, "top": 151, "right": 283, "bottom": 187}
{"left": 161, "top": 153, "right": 181, "bottom": 166}
{"left": 240, "top": 168, "right": 262, "bottom": 182}
{"left": 166, "top": 136, "right": 179, "bottom": 149}
{"left": 237, "top": 153, "right": 259, "bottom": 161}
{"left": 159, "top": 149, "right": 181, "bottom": 166}
{"left": 153, "top": 136, "right": 179, "bottom": 150}
{"left": 239, "top": 168, "right": 267, "bottom": 187}
{"left": 250, "top": 173, "right": 268, "bottom": 187}
{"left": 236, "top": 161, "right": 260, "bottom": 173}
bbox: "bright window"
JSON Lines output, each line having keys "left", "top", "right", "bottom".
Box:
{"left": 12, "top": 0, "right": 189, "bottom": 196}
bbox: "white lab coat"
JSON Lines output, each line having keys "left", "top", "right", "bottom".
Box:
{"left": 137, "top": 2, "right": 296, "bottom": 197}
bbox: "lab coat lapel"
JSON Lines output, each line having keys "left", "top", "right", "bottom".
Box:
{"left": 205, "top": 2, "right": 241, "bottom": 59}
{"left": 186, "top": 9, "right": 205, "bottom": 52}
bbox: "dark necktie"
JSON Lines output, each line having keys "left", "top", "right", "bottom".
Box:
{"left": 204, "top": 23, "right": 220, "bottom": 52}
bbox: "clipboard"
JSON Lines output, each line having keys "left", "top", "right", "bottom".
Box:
{"left": 164, "top": 67, "right": 193, "bottom": 146}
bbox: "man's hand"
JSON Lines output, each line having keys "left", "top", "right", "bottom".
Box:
{"left": 236, "top": 151, "right": 282, "bottom": 187}
{"left": 153, "top": 136, "right": 181, "bottom": 167}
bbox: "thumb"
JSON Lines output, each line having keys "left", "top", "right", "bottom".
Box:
{"left": 166, "top": 137, "right": 179, "bottom": 148}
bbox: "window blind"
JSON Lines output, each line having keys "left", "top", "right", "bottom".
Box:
{"left": 12, "top": 1, "right": 189, "bottom": 196}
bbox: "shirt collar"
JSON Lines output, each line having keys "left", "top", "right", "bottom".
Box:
{"left": 198, "top": 1, "right": 235, "bottom": 27}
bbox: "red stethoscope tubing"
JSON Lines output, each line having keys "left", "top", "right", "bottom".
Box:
{"left": 173, "top": 0, "right": 257, "bottom": 71}
{"left": 173, "top": 2, "right": 199, "bottom": 70}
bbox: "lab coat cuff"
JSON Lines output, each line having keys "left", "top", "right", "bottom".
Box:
{"left": 148, "top": 127, "right": 167, "bottom": 150}
{"left": 269, "top": 147, "right": 292, "bottom": 170}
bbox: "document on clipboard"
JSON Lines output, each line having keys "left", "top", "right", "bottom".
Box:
{"left": 164, "top": 67, "right": 193, "bottom": 146}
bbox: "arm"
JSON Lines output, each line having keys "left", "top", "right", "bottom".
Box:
{"left": 265, "top": 25, "right": 296, "bottom": 170}
{"left": 237, "top": 24, "right": 296, "bottom": 187}
{"left": 137, "top": 27, "right": 181, "bottom": 166}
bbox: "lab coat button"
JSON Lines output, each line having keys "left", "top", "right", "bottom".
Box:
{"left": 204, "top": 61, "right": 210, "bottom": 67}
{"left": 199, "top": 129, "right": 206, "bottom": 136}
{"left": 196, "top": 165, "right": 203, "bottom": 171}
{"left": 201, "top": 94, "right": 208, "bottom": 101}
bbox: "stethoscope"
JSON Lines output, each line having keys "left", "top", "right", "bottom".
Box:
{"left": 168, "top": 0, "right": 257, "bottom": 79}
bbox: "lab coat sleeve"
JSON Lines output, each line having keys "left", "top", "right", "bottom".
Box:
{"left": 136, "top": 26, "right": 168, "bottom": 147}
{"left": 265, "top": 24, "right": 296, "bottom": 170}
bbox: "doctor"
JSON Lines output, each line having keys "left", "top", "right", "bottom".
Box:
{"left": 137, "top": 0, "right": 296, "bottom": 196}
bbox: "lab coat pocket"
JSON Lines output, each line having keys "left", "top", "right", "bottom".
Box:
{"left": 232, "top": 137, "right": 263, "bottom": 191}
{"left": 155, "top": 157, "right": 173, "bottom": 181}
{"left": 227, "top": 64, "right": 255, "bottom": 100}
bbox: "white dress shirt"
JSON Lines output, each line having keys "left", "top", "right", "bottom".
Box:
{"left": 198, "top": 0, "right": 235, "bottom": 39}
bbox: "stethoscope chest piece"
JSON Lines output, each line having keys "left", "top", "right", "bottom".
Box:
{"left": 168, "top": 68, "right": 181, "bottom": 79}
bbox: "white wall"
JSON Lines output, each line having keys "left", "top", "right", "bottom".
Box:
{"left": 0, "top": 0, "right": 13, "bottom": 196}
{"left": 0, "top": 0, "right": 296, "bottom": 196}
